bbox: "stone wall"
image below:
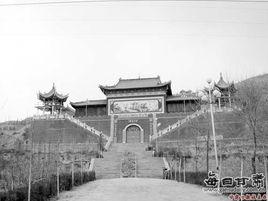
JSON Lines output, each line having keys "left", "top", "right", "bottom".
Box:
{"left": 156, "top": 112, "right": 248, "bottom": 141}
{"left": 156, "top": 112, "right": 189, "bottom": 132}
{"left": 32, "top": 119, "right": 100, "bottom": 143}
{"left": 81, "top": 116, "right": 111, "bottom": 137}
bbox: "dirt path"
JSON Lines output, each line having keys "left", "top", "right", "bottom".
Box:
{"left": 58, "top": 178, "right": 230, "bottom": 201}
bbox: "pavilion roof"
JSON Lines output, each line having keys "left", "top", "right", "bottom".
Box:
{"left": 99, "top": 76, "right": 172, "bottom": 95}
{"left": 70, "top": 99, "right": 107, "bottom": 107}
{"left": 38, "top": 84, "right": 68, "bottom": 102}
{"left": 215, "top": 73, "right": 230, "bottom": 89}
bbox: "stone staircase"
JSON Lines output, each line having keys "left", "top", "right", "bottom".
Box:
{"left": 94, "top": 144, "right": 122, "bottom": 179}
{"left": 136, "top": 148, "right": 164, "bottom": 178}
{"left": 94, "top": 143, "right": 164, "bottom": 179}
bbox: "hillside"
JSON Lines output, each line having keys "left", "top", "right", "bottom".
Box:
{"left": 0, "top": 117, "right": 102, "bottom": 149}
{"left": 0, "top": 120, "right": 30, "bottom": 149}
{"left": 237, "top": 73, "right": 268, "bottom": 85}
{"left": 236, "top": 73, "right": 268, "bottom": 94}
{"left": 236, "top": 73, "right": 268, "bottom": 120}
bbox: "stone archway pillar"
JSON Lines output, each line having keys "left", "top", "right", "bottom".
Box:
{"left": 110, "top": 115, "right": 114, "bottom": 141}
{"left": 122, "top": 129, "right": 127, "bottom": 143}
{"left": 140, "top": 130, "right": 144, "bottom": 143}
{"left": 152, "top": 113, "right": 157, "bottom": 142}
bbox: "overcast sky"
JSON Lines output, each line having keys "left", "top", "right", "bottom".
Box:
{"left": 0, "top": 0, "right": 268, "bottom": 121}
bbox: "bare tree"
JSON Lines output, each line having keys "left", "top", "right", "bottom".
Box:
{"left": 187, "top": 115, "right": 210, "bottom": 173}
{"left": 234, "top": 79, "right": 268, "bottom": 173}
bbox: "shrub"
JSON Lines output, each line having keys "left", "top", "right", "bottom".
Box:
{"left": 121, "top": 152, "right": 136, "bottom": 178}
{"left": 167, "top": 171, "right": 207, "bottom": 186}
{"left": 145, "top": 146, "right": 153, "bottom": 151}
{"left": 153, "top": 151, "right": 164, "bottom": 157}
{"left": 0, "top": 171, "right": 95, "bottom": 201}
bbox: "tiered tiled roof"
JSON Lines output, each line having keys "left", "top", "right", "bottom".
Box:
{"left": 214, "top": 73, "right": 237, "bottom": 94}
{"left": 99, "top": 76, "right": 172, "bottom": 95}
{"left": 215, "top": 73, "right": 230, "bottom": 89}
{"left": 38, "top": 84, "right": 68, "bottom": 102}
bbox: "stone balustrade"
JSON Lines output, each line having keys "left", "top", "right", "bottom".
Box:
{"left": 33, "top": 114, "right": 109, "bottom": 141}
{"left": 152, "top": 105, "right": 233, "bottom": 140}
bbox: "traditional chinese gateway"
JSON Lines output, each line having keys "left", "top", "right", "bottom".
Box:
{"left": 70, "top": 76, "right": 201, "bottom": 144}
{"left": 34, "top": 75, "right": 237, "bottom": 180}
{"left": 36, "top": 75, "right": 235, "bottom": 144}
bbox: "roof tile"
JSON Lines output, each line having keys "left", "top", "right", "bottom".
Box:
{"left": 100, "top": 76, "right": 171, "bottom": 90}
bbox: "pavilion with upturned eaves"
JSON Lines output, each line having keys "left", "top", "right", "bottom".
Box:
{"left": 37, "top": 84, "right": 74, "bottom": 115}
{"left": 214, "top": 73, "right": 236, "bottom": 107}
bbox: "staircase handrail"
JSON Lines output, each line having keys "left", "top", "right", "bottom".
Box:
{"left": 89, "top": 158, "right": 95, "bottom": 172}
{"left": 65, "top": 114, "right": 110, "bottom": 140}
{"left": 153, "top": 105, "right": 233, "bottom": 140}
{"left": 104, "top": 136, "right": 113, "bottom": 151}
{"left": 152, "top": 108, "right": 207, "bottom": 140}
{"left": 33, "top": 114, "right": 109, "bottom": 141}
{"left": 163, "top": 157, "right": 170, "bottom": 171}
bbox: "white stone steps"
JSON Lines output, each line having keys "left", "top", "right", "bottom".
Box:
{"left": 94, "top": 143, "right": 164, "bottom": 179}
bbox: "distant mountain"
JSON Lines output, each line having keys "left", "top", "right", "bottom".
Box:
{"left": 235, "top": 73, "right": 268, "bottom": 98}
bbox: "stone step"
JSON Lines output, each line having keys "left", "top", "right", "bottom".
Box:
{"left": 95, "top": 143, "right": 163, "bottom": 179}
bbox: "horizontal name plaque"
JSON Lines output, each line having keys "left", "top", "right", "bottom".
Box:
{"left": 117, "top": 113, "right": 149, "bottom": 119}
{"left": 108, "top": 96, "right": 164, "bottom": 115}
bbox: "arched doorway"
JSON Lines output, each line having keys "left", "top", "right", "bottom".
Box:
{"left": 122, "top": 124, "right": 144, "bottom": 143}
{"left": 126, "top": 125, "right": 140, "bottom": 143}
